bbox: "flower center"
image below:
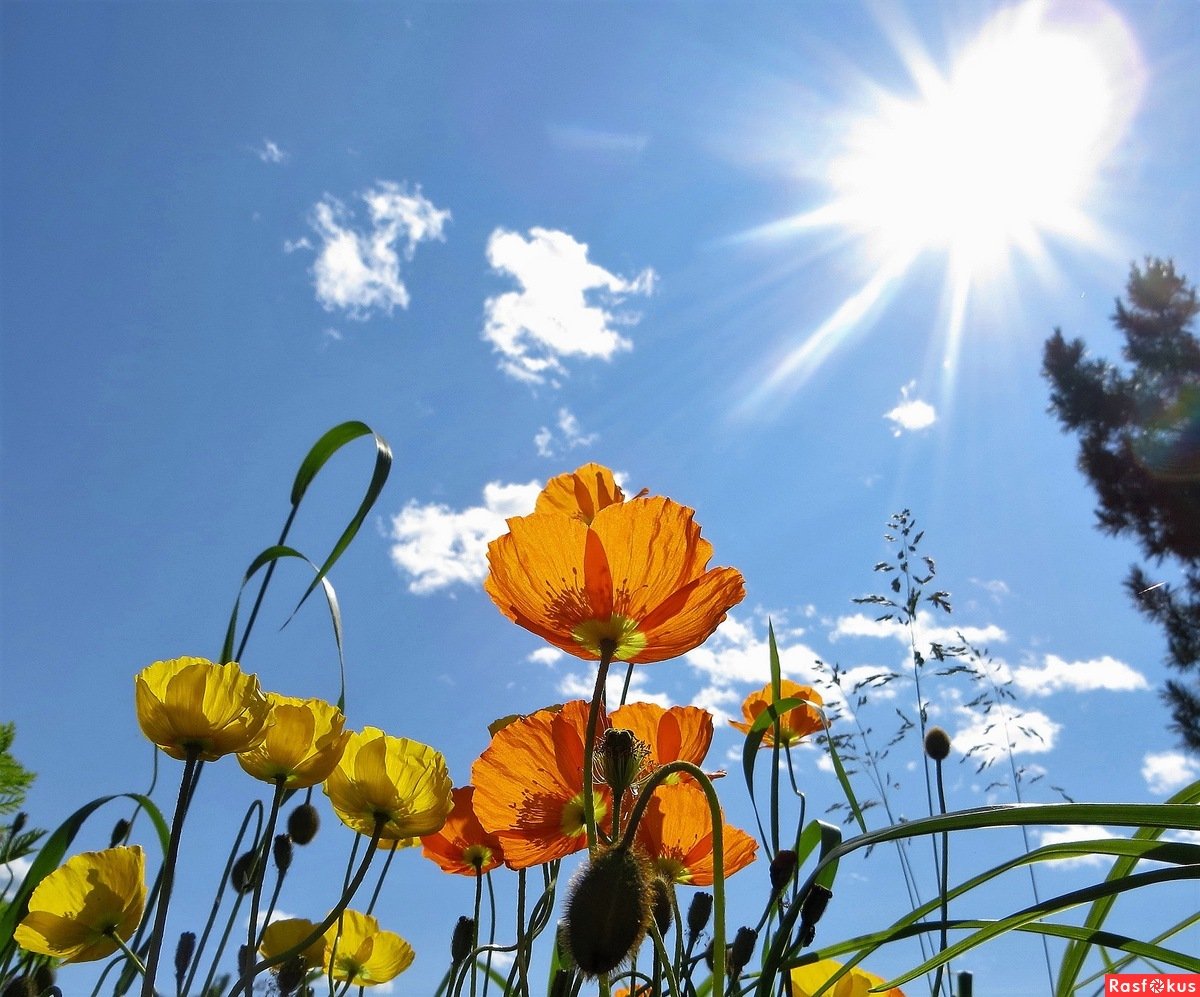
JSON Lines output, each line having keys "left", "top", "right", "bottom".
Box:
{"left": 571, "top": 615, "right": 647, "bottom": 661}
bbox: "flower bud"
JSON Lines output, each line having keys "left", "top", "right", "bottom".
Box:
{"left": 237, "top": 944, "right": 254, "bottom": 978}
{"left": 924, "top": 726, "right": 952, "bottom": 761}
{"left": 728, "top": 926, "right": 758, "bottom": 978}
{"left": 230, "top": 851, "right": 259, "bottom": 894}
{"left": 686, "top": 891, "right": 713, "bottom": 941}
{"left": 31, "top": 967, "right": 55, "bottom": 996}
{"left": 1, "top": 976, "right": 33, "bottom": 997}
{"left": 594, "top": 728, "right": 653, "bottom": 800}
{"left": 563, "top": 846, "right": 653, "bottom": 976}
{"left": 273, "top": 833, "right": 293, "bottom": 875}
{"left": 276, "top": 955, "right": 307, "bottom": 996}
{"left": 451, "top": 916, "right": 475, "bottom": 965}
{"left": 554, "top": 922, "right": 576, "bottom": 973}
{"left": 287, "top": 802, "right": 320, "bottom": 845}
{"left": 10, "top": 812, "right": 27, "bottom": 837}
{"left": 174, "top": 931, "right": 196, "bottom": 987}
{"left": 649, "top": 878, "right": 672, "bottom": 938}
{"left": 108, "top": 818, "right": 131, "bottom": 848}
{"left": 769, "top": 849, "right": 797, "bottom": 895}
{"left": 797, "top": 884, "right": 833, "bottom": 947}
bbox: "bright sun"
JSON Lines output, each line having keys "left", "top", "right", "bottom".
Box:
{"left": 740, "top": 0, "right": 1145, "bottom": 410}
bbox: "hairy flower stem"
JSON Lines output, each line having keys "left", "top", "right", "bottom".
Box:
{"left": 582, "top": 641, "right": 615, "bottom": 854}
{"left": 226, "top": 819, "right": 383, "bottom": 997}
{"left": 930, "top": 758, "right": 951, "bottom": 997}
{"left": 619, "top": 762, "right": 727, "bottom": 995}
{"left": 141, "top": 750, "right": 201, "bottom": 997}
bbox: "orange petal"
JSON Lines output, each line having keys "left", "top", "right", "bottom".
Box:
{"left": 535, "top": 464, "right": 624, "bottom": 524}
{"left": 635, "top": 567, "right": 746, "bottom": 663}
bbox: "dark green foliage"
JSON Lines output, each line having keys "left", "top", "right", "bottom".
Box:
{"left": 1043, "top": 258, "right": 1200, "bottom": 752}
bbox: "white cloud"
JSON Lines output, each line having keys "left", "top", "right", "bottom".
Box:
{"left": 1012, "top": 654, "right": 1148, "bottom": 697}
{"left": 953, "top": 703, "right": 1060, "bottom": 767}
{"left": 1036, "top": 826, "right": 1120, "bottom": 867}
{"left": 2, "top": 857, "right": 30, "bottom": 899}
{"left": 483, "top": 227, "right": 655, "bottom": 384}
{"left": 305, "top": 182, "right": 449, "bottom": 319}
{"left": 1142, "top": 751, "right": 1200, "bottom": 796}
{"left": 971, "top": 578, "right": 1010, "bottom": 601}
{"left": 884, "top": 381, "right": 937, "bottom": 436}
{"left": 557, "top": 667, "right": 671, "bottom": 709}
{"left": 389, "top": 480, "right": 540, "bottom": 594}
{"left": 682, "top": 615, "right": 827, "bottom": 724}
{"left": 256, "top": 138, "right": 288, "bottom": 164}
{"left": 534, "top": 407, "right": 599, "bottom": 457}
{"left": 528, "top": 648, "right": 564, "bottom": 667}
{"left": 831, "top": 610, "right": 1006, "bottom": 650}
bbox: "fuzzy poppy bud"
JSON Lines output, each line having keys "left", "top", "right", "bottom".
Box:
{"left": 287, "top": 802, "right": 320, "bottom": 845}
{"left": 31, "top": 967, "right": 55, "bottom": 995}
{"left": 798, "top": 884, "right": 833, "bottom": 947}
{"left": 174, "top": 931, "right": 196, "bottom": 988}
{"left": 564, "top": 846, "right": 653, "bottom": 976}
{"left": 650, "top": 878, "right": 672, "bottom": 937}
{"left": 273, "top": 833, "right": 293, "bottom": 875}
{"left": 1, "top": 976, "right": 32, "bottom": 997}
{"left": 924, "top": 726, "right": 952, "bottom": 761}
{"left": 451, "top": 916, "right": 475, "bottom": 965}
{"left": 108, "top": 818, "right": 130, "bottom": 848}
{"left": 549, "top": 968, "right": 575, "bottom": 997}
{"left": 554, "top": 922, "right": 577, "bottom": 973}
{"left": 595, "top": 728, "right": 652, "bottom": 801}
{"left": 728, "top": 926, "right": 758, "bottom": 978}
{"left": 276, "top": 956, "right": 307, "bottom": 996}
{"left": 237, "top": 944, "right": 254, "bottom": 978}
{"left": 686, "top": 891, "right": 713, "bottom": 941}
{"left": 230, "top": 851, "right": 259, "bottom": 894}
{"left": 769, "top": 849, "right": 797, "bottom": 895}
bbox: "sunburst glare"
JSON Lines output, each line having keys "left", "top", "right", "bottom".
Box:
{"left": 737, "top": 0, "right": 1145, "bottom": 415}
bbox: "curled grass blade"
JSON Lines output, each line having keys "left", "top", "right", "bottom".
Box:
{"left": 1055, "top": 778, "right": 1200, "bottom": 995}
{"left": 220, "top": 545, "right": 346, "bottom": 709}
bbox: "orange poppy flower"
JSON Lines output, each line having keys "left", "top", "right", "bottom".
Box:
{"left": 729, "top": 680, "right": 825, "bottom": 747}
{"left": 534, "top": 463, "right": 625, "bottom": 524}
{"left": 633, "top": 783, "right": 757, "bottom": 887}
{"left": 485, "top": 493, "right": 745, "bottom": 663}
{"left": 421, "top": 787, "right": 506, "bottom": 875}
{"left": 608, "top": 703, "right": 712, "bottom": 783}
{"left": 471, "top": 701, "right": 611, "bottom": 869}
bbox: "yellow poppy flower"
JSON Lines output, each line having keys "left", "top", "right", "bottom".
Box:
{"left": 237, "top": 693, "right": 349, "bottom": 787}
{"left": 14, "top": 846, "right": 146, "bottom": 963}
{"left": 729, "top": 680, "right": 825, "bottom": 747}
{"left": 326, "top": 909, "right": 414, "bottom": 987}
{"left": 323, "top": 727, "right": 453, "bottom": 840}
{"left": 534, "top": 463, "right": 625, "bottom": 524}
{"left": 485, "top": 494, "right": 745, "bottom": 664}
{"left": 790, "top": 958, "right": 905, "bottom": 997}
{"left": 259, "top": 917, "right": 327, "bottom": 970}
{"left": 135, "top": 656, "right": 270, "bottom": 761}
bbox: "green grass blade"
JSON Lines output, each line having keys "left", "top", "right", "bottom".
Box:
{"left": 1056, "top": 778, "right": 1200, "bottom": 995}
{"left": 0, "top": 793, "right": 169, "bottom": 947}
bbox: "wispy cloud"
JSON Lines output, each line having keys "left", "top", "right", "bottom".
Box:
{"left": 534, "top": 407, "right": 599, "bottom": 457}
{"left": 1142, "top": 750, "right": 1200, "bottom": 795}
{"left": 483, "top": 227, "right": 655, "bottom": 385}
{"left": 389, "top": 480, "right": 540, "bottom": 594}
{"left": 1011, "top": 654, "right": 1148, "bottom": 696}
{"left": 884, "top": 381, "right": 936, "bottom": 436}
{"left": 255, "top": 138, "right": 288, "bottom": 164}
{"left": 301, "top": 182, "right": 449, "bottom": 320}
{"left": 558, "top": 665, "right": 671, "bottom": 708}
{"left": 547, "top": 124, "right": 650, "bottom": 157}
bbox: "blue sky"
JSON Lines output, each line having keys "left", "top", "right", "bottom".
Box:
{"left": 3, "top": 1, "right": 1199, "bottom": 993}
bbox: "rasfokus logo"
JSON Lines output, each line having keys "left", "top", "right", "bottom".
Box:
{"left": 1106, "top": 976, "right": 1200, "bottom": 994}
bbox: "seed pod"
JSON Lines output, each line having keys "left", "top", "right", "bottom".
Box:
{"left": 924, "top": 726, "right": 952, "bottom": 761}
{"left": 451, "top": 916, "right": 475, "bottom": 965}
{"left": 797, "top": 884, "right": 833, "bottom": 947}
{"left": 686, "top": 891, "right": 713, "bottom": 941}
{"left": 728, "top": 926, "right": 757, "bottom": 978}
{"left": 769, "top": 849, "right": 797, "bottom": 895}
{"left": 649, "top": 878, "right": 673, "bottom": 937}
{"left": 287, "top": 803, "right": 320, "bottom": 845}
{"left": 273, "top": 833, "right": 293, "bottom": 875}
{"left": 230, "top": 851, "right": 258, "bottom": 894}
{"left": 108, "top": 818, "right": 130, "bottom": 848}
{"left": 563, "top": 846, "right": 653, "bottom": 976}
{"left": 174, "top": 931, "right": 196, "bottom": 987}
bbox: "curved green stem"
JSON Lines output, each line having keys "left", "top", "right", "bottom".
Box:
{"left": 582, "top": 642, "right": 615, "bottom": 853}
